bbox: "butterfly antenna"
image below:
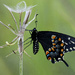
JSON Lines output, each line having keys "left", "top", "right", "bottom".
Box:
{"left": 35, "top": 14, "right": 38, "bottom": 28}
{"left": 61, "top": 58, "right": 69, "bottom": 67}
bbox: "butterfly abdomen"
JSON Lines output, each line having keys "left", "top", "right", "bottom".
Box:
{"left": 31, "top": 28, "right": 39, "bottom": 54}
{"left": 33, "top": 41, "right": 39, "bottom": 54}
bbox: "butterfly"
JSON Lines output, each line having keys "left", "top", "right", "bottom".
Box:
{"left": 24, "top": 28, "right": 75, "bottom": 67}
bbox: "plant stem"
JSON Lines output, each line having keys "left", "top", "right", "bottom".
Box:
{"left": 18, "top": 37, "right": 23, "bottom": 75}
{"left": 19, "top": 53, "right": 23, "bottom": 75}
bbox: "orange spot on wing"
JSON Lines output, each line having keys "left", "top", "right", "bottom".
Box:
{"left": 58, "top": 38, "right": 61, "bottom": 41}
{"left": 61, "top": 43, "right": 64, "bottom": 46}
{"left": 60, "top": 54, "right": 63, "bottom": 56}
{"left": 61, "top": 49, "right": 64, "bottom": 52}
{"left": 53, "top": 46, "right": 56, "bottom": 49}
{"left": 49, "top": 48, "right": 51, "bottom": 51}
{"left": 52, "top": 48, "right": 55, "bottom": 51}
{"left": 53, "top": 43, "right": 56, "bottom": 46}
{"left": 46, "top": 51, "right": 49, "bottom": 55}
{"left": 52, "top": 35, "right": 56, "bottom": 39}
{"left": 48, "top": 57, "right": 51, "bottom": 60}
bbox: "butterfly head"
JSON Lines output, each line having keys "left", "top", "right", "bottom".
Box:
{"left": 33, "top": 28, "right": 37, "bottom": 31}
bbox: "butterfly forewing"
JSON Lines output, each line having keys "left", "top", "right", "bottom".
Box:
{"left": 38, "top": 31, "right": 75, "bottom": 52}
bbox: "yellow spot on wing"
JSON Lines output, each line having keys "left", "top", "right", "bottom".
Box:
{"left": 52, "top": 40, "right": 54, "bottom": 42}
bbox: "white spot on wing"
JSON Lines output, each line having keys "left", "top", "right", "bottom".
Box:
{"left": 58, "top": 58, "right": 61, "bottom": 60}
{"left": 68, "top": 37, "right": 70, "bottom": 40}
{"left": 70, "top": 40, "right": 75, "bottom": 44}
{"left": 66, "top": 49, "right": 68, "bottom": 51}
{"left": 65, "top": 42, "right": 68, "bottom": 45}
{"left": 73, "top": 47, "right": 75, "bottom": 49}
{"left": 70, "top": 47, "right": 72, "bottom": 50}
{"left": 62, "top": 40, "right": 64, "bottom": 43}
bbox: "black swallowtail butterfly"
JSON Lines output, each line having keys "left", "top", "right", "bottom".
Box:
{"left": 24, "top": 28, "right": 75, "bottom": 67}
{"left": 24, "top": 14, "right": 75, "bottom": 67}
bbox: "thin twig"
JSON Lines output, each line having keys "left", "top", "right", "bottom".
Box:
{"left": 6, "top": 49, "right": 18, "bottom": 58}
{"left": 24, "top": 50, "right": 31, "bottom": 58}
{"left": 10, "top": 11, "right": 19, "bottom": 31}
{"left": 6, "top": 39, "right": 17, "bottom": 46}
{"left": 24, "top": 14, "right": 36, "bottom": 29}
{"left": 0, "top": 21, "right": 17, "bottom": 35}
{"left": 9, "top": 36, "right": 19, "bottom": 44}
{"left": 23, "top": 10, "right": 32, "bottom": 25}
{"left": 8, "top": 24, "right": 16, "bottom": 32}
{"left": 0, "top": 44, "right": 7, "bottom": 48}
{"left": 19, "top": 13, "right": 22, "bottom": 31}
{"left": 0, "top": 36, "right": 19, "bottom": 48}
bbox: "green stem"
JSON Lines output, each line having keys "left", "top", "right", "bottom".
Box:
{"left": 19, "top": 53, "right": 23, "bottom": 75}
{"left": 18, "top": 37, "right": 23, "bottom": 75}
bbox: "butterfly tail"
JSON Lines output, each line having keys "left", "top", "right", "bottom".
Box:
{"left": 61, "top": 58, "right": 69, "bottom": 67}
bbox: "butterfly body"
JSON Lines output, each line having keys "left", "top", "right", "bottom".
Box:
{"left": 30, "top": 28, "right": 75, "bottom": 67}
{"left": 31, "top": 28, "right": 39, "bottom": 54}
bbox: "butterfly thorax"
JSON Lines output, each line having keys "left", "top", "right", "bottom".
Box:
{"left": 31, "top": 28, "right": 38, "bottom": 41}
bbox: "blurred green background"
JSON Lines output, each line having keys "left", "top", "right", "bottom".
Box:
{"left": 0, "top": 0, "right": 75, "bottom": 75}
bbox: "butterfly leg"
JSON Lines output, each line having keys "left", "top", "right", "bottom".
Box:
{"left": 24, "top": 40, "right": 32, "bottom": 50}
{"left": 23, "top": 37, "right": 31, "bottom": 43}
{"left": 24, "top": 40, "right": 32, "bottom": 45}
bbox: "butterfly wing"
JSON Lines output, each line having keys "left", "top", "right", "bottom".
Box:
{"left": 37, "top": 31, "right": 75, "bottom": 66}
{"left": 38, "top": 31, "right": 75, "bottom": 52}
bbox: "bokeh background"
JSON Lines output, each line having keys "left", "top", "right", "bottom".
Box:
{"left": 0, "top": 0, "right": 75, "bottom": 75}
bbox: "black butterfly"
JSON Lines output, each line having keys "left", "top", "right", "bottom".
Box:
{"left": 24, "top": 28, "right": 75, "bottom": 67}
{"left": 24, "top": 14, "right": 75, "bottom": 67}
